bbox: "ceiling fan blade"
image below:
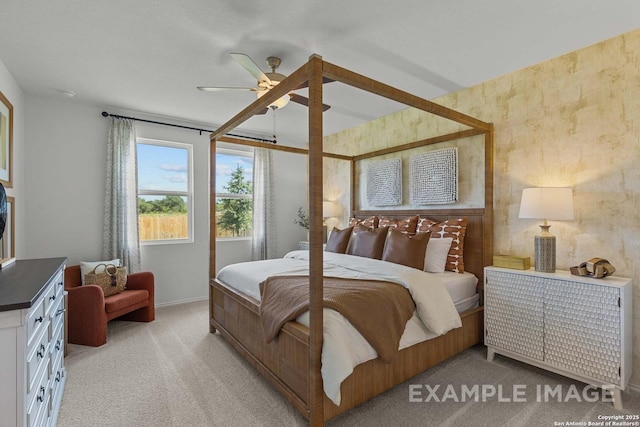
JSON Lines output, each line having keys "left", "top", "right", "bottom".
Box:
{"left": 230, "top": 53, "right": 272, "bottom": 85}
{"left": 289, "top": 93, "right": 331, "bottom": 111}
{"left": 256, "top": 107, "right": 269, "bottom": 115}
{"left": 293, "top": 77, "right": 335, "bottom": 90}
{"left": 197, "top": 86, "right": 256, "bottom": 92}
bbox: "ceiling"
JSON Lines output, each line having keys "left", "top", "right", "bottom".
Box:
{"left": 0, "top": 1, "right": 638, "bottom": 146}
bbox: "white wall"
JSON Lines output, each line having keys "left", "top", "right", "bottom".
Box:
{"left": 0, "top": 60, "right": 25, "bottom": 258}
{"left": 23, "top": 95, "right": 307, "bottom": 305}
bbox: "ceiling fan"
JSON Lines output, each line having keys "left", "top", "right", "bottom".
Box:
{"left": 197, "top": 53, "right": 331, "bottom": 114}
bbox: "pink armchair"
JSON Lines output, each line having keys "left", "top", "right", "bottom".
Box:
{"left": 64, "top": 265, "right": 155, "bottom": 347}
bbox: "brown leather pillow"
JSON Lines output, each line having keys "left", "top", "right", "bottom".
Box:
{"left": 382, "top": 229, "right": 431, "bottom": 270}
{"left": 346, "top": 224, "right": 372, "bottom": 255}
{"left": 325, "top": 227, "right": 353, "bottom": 254}
{"left": 351, "top": 227, "right": 389, "bottom": 259}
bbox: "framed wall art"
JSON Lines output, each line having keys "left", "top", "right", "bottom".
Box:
{"left": 0, "top": 91, "right": 13, "bottom": 188}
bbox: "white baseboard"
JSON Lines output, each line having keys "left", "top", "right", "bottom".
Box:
{"left": 155, "top": 295, "right": 208, "bottom": 308}
{"left": 627, "top": 383, "right": 640, "bottom": 394}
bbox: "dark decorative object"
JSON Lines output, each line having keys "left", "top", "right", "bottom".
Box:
{"left": 0, "top": 183, "right": 6, "bottom": 237}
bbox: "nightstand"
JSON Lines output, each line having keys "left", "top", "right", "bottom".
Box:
{"left": 484, "top": 266, "right": 632, "bottom": 409}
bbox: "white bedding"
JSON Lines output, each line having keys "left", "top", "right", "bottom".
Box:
{"left": 216, "top": 250, "right": 471, "bottom": 405}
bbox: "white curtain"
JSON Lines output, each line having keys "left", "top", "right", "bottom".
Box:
{"left": 251, "top": 148, "right": 276, "bottom": 260}
{"left": 103, "top": 118, "right": 141, "bottom": 272}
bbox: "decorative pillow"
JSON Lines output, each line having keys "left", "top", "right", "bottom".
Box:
{"left": 423, "top": 237, "right": 454, "bottom": 273}
{"left": 348, "top": 216, "right": 379, "bottom": 229}
{"left": 382, "top": 230, "right": 430, "bottom": 270}
{"left": 378, "top": 215, "right": 419, "bottom": 235}
{"left": 80, "top": 259, "right": 121, "bottom": 285}
{"left": 325, "top": 227, "right": 353, "bottom": 254}
{"left": 351, "top": 227, "right": 389, "bottom": 260}
{"left": 416, "top": 217, "right": 468, "bottom": 273}
{"left": 346, "top": 224, "right": 373, "bottom": 255}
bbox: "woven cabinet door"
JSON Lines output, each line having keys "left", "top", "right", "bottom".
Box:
{"left": 485, "top": 269, "right": 544, "bottom": 361}
{"left": 543, "top": 279, "right": 622, "bottom": 386}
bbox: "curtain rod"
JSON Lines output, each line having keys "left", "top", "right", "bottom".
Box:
{"left": 101, "top": 111, "right": 276, "bottom": 144}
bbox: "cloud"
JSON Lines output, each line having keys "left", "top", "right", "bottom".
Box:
{"left": 164, "top": 173, "right": 187, "bottom": 183}
{"left": 160, "top": 164, "right": 187, "bottom": 172}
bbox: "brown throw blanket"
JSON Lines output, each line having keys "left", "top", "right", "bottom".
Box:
{"left": 259, "top": 275, "right": 415, "bottom": 363}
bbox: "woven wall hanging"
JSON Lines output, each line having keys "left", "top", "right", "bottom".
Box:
{"left": 410, "top": 147, "right": 458, "bottom": 204}
{"left": 366, "top": 158, "right": 402, "bottom": 206}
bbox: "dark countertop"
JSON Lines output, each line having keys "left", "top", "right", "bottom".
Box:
{"left": 0, "top": 258, "right": 67, "bottom": 312}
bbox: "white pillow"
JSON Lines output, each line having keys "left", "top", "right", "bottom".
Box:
{"left": 80, "top": 259, "right": 121, "bottom": 285}
{"left": 424, "top": 237, "right": 453, "bottom": 273}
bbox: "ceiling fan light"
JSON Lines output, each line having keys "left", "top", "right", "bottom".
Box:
{"left": 272, "top": 94, "right": 290, "bottom": 109}
{"left": 257, "top": 91, "right": 290, "bottom": 109}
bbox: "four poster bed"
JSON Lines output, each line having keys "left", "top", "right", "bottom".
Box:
{"left": 209, "top": 55, "right": 493, "bottom": 425}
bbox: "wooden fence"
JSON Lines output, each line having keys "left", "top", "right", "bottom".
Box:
{"left": 139, "top": 213, "right": 253, "bottom": 240}
{"left": 139, "top": 215, "right": 188, "bottom": 241}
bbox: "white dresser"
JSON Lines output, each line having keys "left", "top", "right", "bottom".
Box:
{"left": 484, "top": 266, "right": 632, "bottom": 409}
{"left": 0, "top": 258, "right": 67, "bottom": 427}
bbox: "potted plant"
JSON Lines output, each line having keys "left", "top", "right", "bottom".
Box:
{"left": 293, "top": 207, "right": 310, "bottom": 240}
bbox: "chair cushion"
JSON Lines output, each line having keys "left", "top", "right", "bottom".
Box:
{"left": 105, "top": 289, "right": 149, "bottom": 313}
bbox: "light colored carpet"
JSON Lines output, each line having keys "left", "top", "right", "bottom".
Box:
{"left": 59, "top": 300, "right": 640, "bottom": 426}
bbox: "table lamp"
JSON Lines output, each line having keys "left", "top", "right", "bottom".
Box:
{"left": 322, "top": 201, "right": 342, "bottom": 242}
{"left": 518, "top": 187, "right": 574, "bottom": 272}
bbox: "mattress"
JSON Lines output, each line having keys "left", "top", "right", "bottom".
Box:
{"left": 217, "top": 254, "right": 479, "bottom": 312}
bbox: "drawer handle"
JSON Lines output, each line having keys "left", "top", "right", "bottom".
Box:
{"left": 34, "top": 316, "right": 43, "bottom": 324}
{"left": 37, "top": 343, "right": 45, "bottom": 358}
{"left": 37, "top": 386, "right": 45, "bottom": 403}
{"left": 56, "top": 308, "right": 65, "bottom": 317}
{"left": 58, "top": 281, "right": 63, "bottom": 287}
{"left": 55, "top": 340, "right": 61, "bottom": 351}
{"left": 55, "top": 371, "right": 61, "bottom": 382}
{"left": 49, "top": 295, "right": 56, "bottom": 301}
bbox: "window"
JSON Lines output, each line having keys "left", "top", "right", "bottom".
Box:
{"left": 215, "top": 148, "right": 253, "bottom": 239}
{"left": 137, "top": 138, "right": 193, "bottom": 243}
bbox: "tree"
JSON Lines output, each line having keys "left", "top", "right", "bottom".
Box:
{"left": 137, "top": 196, "right": 186, "bottom": 214}
{"left": 217, "top": 165, "right": 253, "bottom": 236}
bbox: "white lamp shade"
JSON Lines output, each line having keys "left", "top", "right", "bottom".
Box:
{"left": 518, "top": 187, "right": 574, "bottom": 220}
{"left": 322, "top": 201, "right": 341, "bottom": 218}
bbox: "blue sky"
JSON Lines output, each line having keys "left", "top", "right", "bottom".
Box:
{"left": 215, "top": 152, "right": 253, "bottom": 193}
{"left": 138, "top": 143, "right": 188, "bottom": 192}
{"left": 137, "top": 144, "right": 253, "bottom": 194}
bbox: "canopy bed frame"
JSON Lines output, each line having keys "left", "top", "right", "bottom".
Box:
{"left": 209, "top": 54, "right": 493, "bottom": 425}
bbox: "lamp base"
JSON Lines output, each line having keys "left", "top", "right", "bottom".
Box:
{"left": 534, "top": 233, "right": 556, "bottom": 272}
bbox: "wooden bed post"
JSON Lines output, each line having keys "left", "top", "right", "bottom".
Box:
{"left": 308, "top": 54, "right": 325, "bottom": 426}
{"left": 209, "top": 138, "right": 217, "bottom": 333}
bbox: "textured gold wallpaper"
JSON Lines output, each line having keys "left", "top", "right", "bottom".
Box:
{"left": 324, "top": 29, "right": 640, "bottom": 385}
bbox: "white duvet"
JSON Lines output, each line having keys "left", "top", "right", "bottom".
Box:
{"left": 216, "top": 250, "right": 462, "bottom": 405}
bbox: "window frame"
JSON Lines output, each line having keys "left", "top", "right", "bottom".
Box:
{"left": 215, "top": 147, "right": 254, "bottom": 241}
{"left": 137, "top": 137, "right": 194, "bottom": 245}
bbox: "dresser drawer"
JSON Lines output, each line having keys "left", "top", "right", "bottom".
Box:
{"left": 27, "top": 297, "right": 46, "bottom": 349}
{"left": 50, "top": 320, "right": 64, "bottom": 370}
{"left": 54, "top": 269, "right": 65, "bottom": 298}
{"left": 26, "top": 326, "right": 49, "bottom": 397}
{"left": 26, "top": 361, "right": 50, "bottom": 427}
{"left": 51, "top": 293, "right": 65, "bottom": 339}
{"left": 42, "top": 280, "right": 58, "bottom": 317}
